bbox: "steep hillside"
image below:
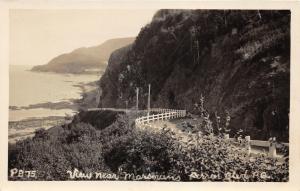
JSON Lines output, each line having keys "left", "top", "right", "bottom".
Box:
{"left": 99, "top": 44, "right": 132, "bottom": 107}
{"left": 31, "top": 37, "right": 135, "bottom": 74}
{"left": 99, "top": 10, "right": 290, "bottom": 141}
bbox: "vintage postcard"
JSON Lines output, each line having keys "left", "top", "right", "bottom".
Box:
{"left": 0, "top": 1, "right": 300, "bottom": 191}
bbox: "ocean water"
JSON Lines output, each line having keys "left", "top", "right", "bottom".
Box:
{"left": 9, "top": 65, "right": 100, "bottom": 121}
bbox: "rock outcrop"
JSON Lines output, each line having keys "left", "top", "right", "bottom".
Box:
{"left": 99, "top": 10, "right": 290, "bottom": 141}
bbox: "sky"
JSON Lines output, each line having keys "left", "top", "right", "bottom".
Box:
{"left": 9, "top": 9, "right": 157, "bottom": 65}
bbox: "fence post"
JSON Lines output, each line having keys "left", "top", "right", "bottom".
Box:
{"left": 224, "top": 134, "right": 229, "bottom": 140}
{"left": 269, "top": 137, "right": 277, "bottom": 158}
{"left": 245, "top": 136, "right": 251, "bottom": 156}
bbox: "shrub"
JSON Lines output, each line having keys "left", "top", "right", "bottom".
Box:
{"left": 9, "top": 122, "right": 107, "bottom": 180}
{"left": 9, "top": 112, "right": 289, "bottom": 181}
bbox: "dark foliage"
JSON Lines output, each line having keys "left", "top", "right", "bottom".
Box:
{"left": 99, "top": 10, "right": 290, "bottom": 141}
{"left": 72, "top": 110, "right": 123, "bottom": 130}
{"left": 9, "top": 122, "right": 107, "bottom": 180}
{"left": 8, "top": 111, "right": 288, "bottom": 181}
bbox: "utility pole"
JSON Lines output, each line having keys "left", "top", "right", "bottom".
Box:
{"left": 196, "top": 40, "right": 200, "bottom": 64}
{"left": 125, "top": 100, "right": 128, "bottom": 113}
{"left": 147, "top": 84, "right": 151, "bottom": 115}
{"left": 96, "top": 89, "right": 101, "bottom": 108}
{"left": 136, "top": 87, "right": 139, "bottom": 113}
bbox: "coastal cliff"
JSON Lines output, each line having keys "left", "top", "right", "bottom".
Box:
{"left": 99, "top": 10, "right": 290, "bottom": 141}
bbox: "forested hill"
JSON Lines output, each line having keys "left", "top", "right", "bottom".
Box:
{"left": 98, "top": 10, "right": 290, "bottom": 141}
{"left": 31, "top": 37, "right": 135, "bottom": 74}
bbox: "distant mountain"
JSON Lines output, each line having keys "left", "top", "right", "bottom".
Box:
{"left": 31, "top": 37, "right": 135, "bottom": 74}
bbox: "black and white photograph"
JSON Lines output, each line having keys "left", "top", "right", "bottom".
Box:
{"left": 3, "top": 7, "right": 294, "bottom": 183}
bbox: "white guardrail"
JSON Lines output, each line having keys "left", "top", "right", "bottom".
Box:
{"left": 87, "top": 107, "right": 187, "bottom": 127}
{"left": 87, "top": 108, "right": 129, "bottom": 112}
{"left": 135, "top": 108, "right": 186, "bottom": 127}
{"left": 225, "top": 135, "right": 289, "bottom": 158}
{"left": 86, "top": 107, "right": 288, "bottom": 158}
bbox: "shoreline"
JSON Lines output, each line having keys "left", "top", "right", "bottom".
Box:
{"left": 30, "top": 68, "right": 104, "bottom": 76}
{"left": 9, "top": 80, "right": 99, "bottom": 111}
{"left": 9, "top": 116, "right": 66, "bottom": 143}
{"left": 8, "top": 79, "right": 100, "bottom": 143}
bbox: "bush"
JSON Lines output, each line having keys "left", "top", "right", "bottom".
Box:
{"left": 9, "top": 123, "right": 107, "bottom": 180}
{"left": 166, "top": 134, "right": 288, "bottom": 181}
{"left": 103, "top": 128, "right": 175, "bottom": 174}
{"left": 9, "top": 112, "right": 289, "bottom": 181}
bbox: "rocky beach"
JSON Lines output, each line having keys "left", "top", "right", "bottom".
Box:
{"left": 9, "top": 65, "right": 100, "bottom": 143}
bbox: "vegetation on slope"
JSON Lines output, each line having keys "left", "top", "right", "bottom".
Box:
{"left": 99, "top": 10, "right": 290, "bottom": 141}
{"left": 8, "top": 111, "right": 288, "bottom": 181}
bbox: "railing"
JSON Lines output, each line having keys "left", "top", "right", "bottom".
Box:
{"left": 135, "top": 109, "right": 186, "bottom": 128}
{"left": 224, "top": 134, "right": 289, "bottom": 158}
{"left": 87, "top": 107, "right": 187, "bottom": 128}
{"left": 87, "top": 107, "right": 186, "bottom": 114}
{"left": 87, "top": 108, "right": 129, "bottom": 112}
{"left": 86, "top": 107, "right": 288, "bottom": 159}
